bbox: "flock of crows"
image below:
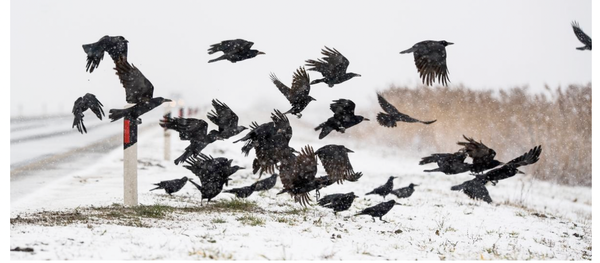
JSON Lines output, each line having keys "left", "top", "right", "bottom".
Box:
{"left": 70, "top": 21, "right": 590, "bottom": 222}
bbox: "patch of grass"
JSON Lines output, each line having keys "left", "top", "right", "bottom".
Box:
{"left": 283, "top": 207, "right": 308, "bottom": 215}
{"left": 132, "top": 204, "right": 174, "bottom": 218}
{"left": 211, "top": 199, "right": 259, "bottom": 212}
{"left": 236, "top": 215, "right": 265, "bottom": 226}
{"left": 212, "top": 218, "right": 227, "bottom": 224}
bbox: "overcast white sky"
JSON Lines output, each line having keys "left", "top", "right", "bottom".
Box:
{"left": 9, "top": 0, "right": 592, "bottom": 117}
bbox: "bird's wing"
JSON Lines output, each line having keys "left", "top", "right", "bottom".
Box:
{"left": 572, "top": 21, "right": 592, "bottom": 46}
{"left": 269, "top": 73, "right": 292, "bottom": 101}
{"left": 207, "top": 99, "right": 239, "bottom": 131}
{"left": 114, "top": 57, "right": 155, "bottom": 104}
{"left": 376, "top": 93, "right": 401, "bottom": 115}
{"left": 457, "top": 135, "right": 494, "bottom": 162}
{"left": 294, "top": 145, "right": 318, "bottom": 183}
{"left": 486, "top": 145, "right": 542, "bottom": 181}
{"left": 71, "top": 97, "right": 86, "bottom": 133}
{"left": 322, "top": 46, "right": 350, "bottom": 76}
{"left": 82, "top": 93, "right": 105, "bottom": 120}
{"left": 82, "top": 36, "right": 107, "bottom": 73}
{"left": 316, "top": 145, "right": 354, "bottom": 183}
{"left": 330, "top": 99, "right": 356, "bottom": 116}
{"left": 317, "top": 194, "right": 340, "bottom": 206}
{"left": 288, "top": 67, "right": 311, "bottom": 100}
{"left": 413, "top": 42, "right": 450, "bottom": 86}
{"left": 105, "top": 36, "right": 128, "bottom": 62}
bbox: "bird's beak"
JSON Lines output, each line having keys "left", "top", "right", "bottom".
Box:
{"left": 517, "top": 170, "right": 524, "bottom": 174}
{"left": 364, "top": 118, "right": 370, "bottom": 121}
{"left": 258, "top": 51, "right": 266, "bottom": 55}
{"left": 164, "top": 99, "right": 173, "bottom": 102}
{"left": 311, "top": 98, "right": 317, "bottom": 101}
{"left": 394, "top": 203, "right": 402, "bottom": 206}
{"left": 356, "top": 74, "right": 362, "bottom": 77}
{"left": 239, "top": 167, "right": 246, "bottom": 170}
{"left": 447, "top": 42, "right": 454, "bottom": 45}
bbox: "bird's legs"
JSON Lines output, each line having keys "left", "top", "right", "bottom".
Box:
{"left": 379, "top": 217, "right": 389, "bottom": 223}
{"left": 372, "top": 217, "right": 376, "bottom": 222}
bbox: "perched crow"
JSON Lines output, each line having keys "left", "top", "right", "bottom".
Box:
{"left": 306, "top": 46, "right": 361, "bottom": 87}
{"left": 278, "top": 145, "right": 319, "bottom": 207}
{"left": 109, "top": 97, "right": 172, "bottom": 122}
{"left": 572, "top": 21, "right": 592, "bottom": 51}
{"left": 223, "top": 184, "right": 256, "bottom": 198}
{"left": 72, "top": 93, "right": 105, "bottom": 134}
{"left": 251, "top": 173, "right": 279, "bottom": 191}
{"left": 390, "top": 183, "right": 418, "bottom": 199}
{"left": 270, "top": 67, "right": 315, "bottom": 118}
{"left": 82, "top": 35, "right": 128, "bottom": 73}
{"left": 355, "top": 200, "right": 400, "bottom": 223}
{"left": 160, "top": 117, "right": 219, "bottom": 165}
{"left": 365, "top": 176, "right": 396, "bottom": 199}
{"left": 113, "top": 57, "right": 155, "bottom": 104}
{"left": 184, "top": 154, "right": 244, "bottom": 204}
{"left": 376, "top": 92, "right": 436, "bottom": 127}
{"left": 457, "top": 135, "right": 503, "bottom": 173}
{"left": 207, "top": 99, "right": 247, "bottom": 140}
{"left": 419, "top": 150, "right": 472, "bottom": 174}
{"left": 149, "top": 176, "right": 188, "bottom": 196}
{"left": 208, "top": 39, "right": 265, "bottom": 63}
{"left": 234, "top": 110, "right": 294, "bottom": 176}
{"left": 315, "top": 99, "right": 369, "bottom": 139}
{"left": 318, "top": 192, "right": 358, "bottom": 214}
{"left": 315, "top": 144, "right": 359, "bottom": 184}
{"left": 400, "top": 40, "right": 453, "bottom": 86}
{"left": 451, "top": 145, "right": 542, "bottom": 203}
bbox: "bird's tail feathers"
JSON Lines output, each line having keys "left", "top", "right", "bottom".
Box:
{"left": 317, "top": 125, "right": 333, "bottom": 139}
{"left": 310, "top": 78, "right": 325, "bottom": 85}
{"left": 420, "top": 119, "right": 437, "bottom": 125}
{"left": 450, "top": 184, "right": 464, "bottom": 191}
{"left": 399, "top": 47, "right": 415, "bottom": 54}
{"left": 208, "top": 56, "right": 225, "bottom": 63}
{"left": 149, "top": 186, "right": 161, "bottom": 191}
{"left": 576, "top": 46, "right": 587, "bottom": 50}
{"left": 174, "top": 150, "right": 194, "bottom": 165}
{"left": 108, "top": 108, "right": 127, "bottom": 122}
{"left": 376, "top": 113, "right": 397, "bottom": 128}
{"left": 424, "top": 168, "right": 442, "bottom": 173}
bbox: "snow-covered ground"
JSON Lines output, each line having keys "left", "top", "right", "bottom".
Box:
{"left": 10, "top": 112, "right": 592, "bottom": 260}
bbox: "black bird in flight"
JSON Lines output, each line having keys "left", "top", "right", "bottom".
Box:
{"left": 278, "top": 145, "right": 319, "bottom": 207}
{"left": 109, "top": 97, "right": 172, "bottom": 122}
{"left": 355, "top": 200, "right": 400, "bottom": 223}
{"left": 71, "top": 93, "right": 105, "bottom": 134}
{"left": 270, "top": 67, "right": 316, "bottom": 118}
{"left": 223, "top": 184, "right": 256, "bottom": 198}
{"left": 208, "top": 39, "right": 265, "bottom": 63}
{"left": 315, "top": 144, "right": 361, "bottom": 184}
{"left": 251, "top": 173, "right": 279, "bottom": 191}
{"left": 451, "top": 145, "right": 542, "bottom": 203}
{"left": 277, "top": 175, "right": 337, "bottom": 206}
{"left": 159, "top": 117, "right": 218, "bottom": 165}
{"left": 82, "top": 35, "right": 128, "bottom": 73}
{"left": 390, "top": 183, "right": 418, "bottom": 199}
{"left": 400, "top": 40, "right": 453, "bottom": 86}
{"left": 419, "top": 150, "right": 472, "bottom": 174}
{"left": 149, "top": 176, "right": 188, "bottom": 196}
{"left": 572, "top": 21, "right": 592, "bottom": 51}
{"left": 184, "top": 154, "right": 245, "bottom": 204}
{"left": 306, "top": 46, "right": 361, "bottom": 87}
{"left": 376, "top": 92, "right": 436, "bottom": 127}
{"left": 365, "top": 176, "right": 396, "bottom": 199}
{"left": 457, "top": 135, "right": 503, "bottom": 174}
{"left": 315, "top": 99, "right": 369, "bottom": 139}
{"left": 318, "top": 192, "right": 358, "bottom": 214}
{"left": 207, "top": 99, "right": 247, "bottom": 140}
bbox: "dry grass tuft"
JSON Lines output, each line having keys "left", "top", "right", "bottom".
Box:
{"left": 354, "top": 84, "right": 591, "bottom": 186}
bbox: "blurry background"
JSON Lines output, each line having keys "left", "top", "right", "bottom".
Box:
{"left": 10, "top": 0, "right": 591, "bottom": 185}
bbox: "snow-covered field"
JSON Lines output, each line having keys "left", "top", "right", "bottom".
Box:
{"left": 10, "top": 113, "right": 592, "bottom": 260}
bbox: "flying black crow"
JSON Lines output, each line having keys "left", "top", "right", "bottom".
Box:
{"left": 376, "top": 92, "right": 436, "bottom": 127}
{"left": 223, "top": 184, "right": 256, "bottom": 198}
{"left": 251, "top": 173, "right": 279, "bottom": 191}
{"left": 315, "top": 144, "right": 360, "bottom": 184}
{"left": 318, "top": 192, "right": 358, "bottom": 214}
{"left": 365, "top": 176, "right": 396, "bottom": 199}
{"left": 113, "top": 57, "right": 155, "bottom": 104}
{"left": 278, "top": 145, "right": 319, "bottom": 206}
{"left": 457, "top": 135, "right": 503, "bottom": 173}
{"left": 572, "top": 21, "right": 592, "bottom": 50}
{"left": 160, "top": 117, "right": 218, "bottom": 165}
{"left": 270, "top": 67, "right": 315, "bottom": 118}
{"left": 306, "top": 46, "right": 361, "bottom": 87}
{"left": 315, "top": 99, "right": 369, "bottom": 139}
{"left": 109, "top": 97, "right": 172, "bottom": 122}
{"left": 277, "top": 175, "right": 336, "bottom": 206}
{"left": 208, "top": 39, "right": 265, "bottom": 63}
{"left": 207, "top": 99, "right": 247, "bottom": 140}
{"left": 82, "top": 35, "right": 128, "bottom": 73}
{"left": 420, "top": 150, "right": 472, "bottom": 174}
{"left": 390, "top": 183, "right": 418, "bottom": 199}
{"left": 400, "top": 40, "right": 453, "bottom": 86}
{"left": 184, "top": 154, "right": 244, "bottom": 204}
{"left": 451, "top": 145, "right": 542, "bottom": 203}
{"left": 72, "top": 93, "right": 105, "bottom": 134}
{"left": 149, "top": 176, "right": 188, "bottom": 196}
{"left": 355, "top": 200, "right": 400, "bottom": 223}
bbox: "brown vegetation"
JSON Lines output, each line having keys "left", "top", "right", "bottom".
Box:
{"left": 355, "top": 84, "right": 591, "bottom": 186}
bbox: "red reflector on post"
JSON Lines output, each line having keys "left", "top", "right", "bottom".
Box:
{"left": 124, "top": 119, "right": 130, "bottom": 144}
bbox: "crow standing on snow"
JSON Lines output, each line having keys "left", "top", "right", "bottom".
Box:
{"left": 572, "top": 21, "right": 592, "bottom": 51}
{"left": 149, "top": 176, "right": 189, "bottom": 196}
{"left": 71, "top": 93, "right": 105, "bottom": 134}
{"left": 451, "top": 145, "right": 542, "bottom": 203}
{"left": 184, "top": 154, "right": 245, "bottom": 204}
{"left": 223, "top": 184, "right": 256, "bottom": 198}
{"left": 318, "top": 192, "right": 358, "bottom": 214}
{"left": 82, "top": 35, "right": 128, "bottom": 73}
{"left": 207, "top": 99, "right": 247, "bottom": 140}
{"left": 355, "top": 200, "right": 400, "bottom": 223}
{"left": 305, "top": 46, "right": 361, "bottom": 88}
{"left": 419, "top": 150, "right": 472, "bottom": 174}
{"left": 208, "top": 39, "right": 265, "bottom": 63}
{"left": 315, "top": 99, "right": 369, "bottom": 139}
{"left": 376, "top": 92, "right": 436, "bottom": 127}
{"left": 159, "top": 117, "right": 218, "bottom": 165}
{"left": 457, "top": 135, "right": 503, "bottom": 174}
{"left": 400, "top": 40, "right": 453, "bottom": 86}
{"left": 390, "top": 183, "right": 418, "bottom": 199}
{"left": 270, "top": 67, "right": 316, "bottom": 118}
{"left": 365, "top": 176, "right": 396, "bottom": 199}
{"left": 251, "top": 173, "right": 279, "bottom": 191}
{"left": 315, "top": 144, "right": 362, "bottom": 183}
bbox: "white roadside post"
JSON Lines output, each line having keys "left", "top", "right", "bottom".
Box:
{"left": 123, "top": 109, "right": 138, "bottom": 206}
